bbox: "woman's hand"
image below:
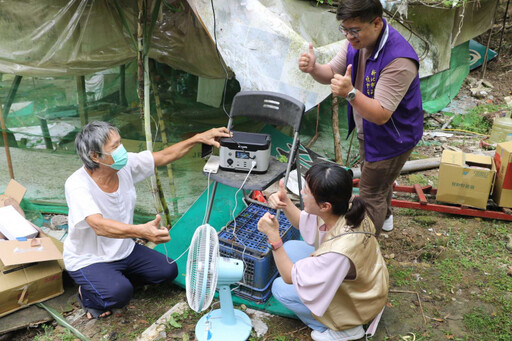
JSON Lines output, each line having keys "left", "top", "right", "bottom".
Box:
{"left": 257, "top": 212, "right": 281, "bottom": 242}
{"left": 196, "top": 127, "right": 231, "bottom": 148}
{"left": 268, "top": 179, "right": 288, "bottom": 210}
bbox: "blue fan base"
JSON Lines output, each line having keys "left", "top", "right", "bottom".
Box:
{"left": 195, "top": 309, "right": 252, "bottom": 341}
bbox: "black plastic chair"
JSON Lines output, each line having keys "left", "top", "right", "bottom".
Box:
{"left": 204, "top": 91, "right": 305, "bottom": 222}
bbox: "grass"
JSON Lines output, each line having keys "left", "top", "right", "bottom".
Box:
{"left": 441, "top": 103, "right": 506, "bottom": 135}
{"left": 388, "top": 264, "right": 414, "bottom": 287}
{"left": 386, "top": 210, "right": 512, "bottom": 340}
{"left": 464, "top": 305, "right": 512, "bottom": 341}
{"left": 33, "top": 324, "right": 76, "bottom": 341}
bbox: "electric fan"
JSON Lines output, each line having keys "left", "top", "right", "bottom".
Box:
{"left": 186, "top": 224, "right": 252, "bottom": 341}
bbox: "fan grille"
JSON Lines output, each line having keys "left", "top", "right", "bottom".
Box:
{"left": 186, "top": 224, "right": 219, "bottom": 312}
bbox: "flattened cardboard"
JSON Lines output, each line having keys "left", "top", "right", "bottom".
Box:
{"left": 492, "top": 140, "right": 512, "bottom": 208}
{"left": 0, "top": 237, "right": 62, "bottom": 266}
{"left": 436, "top": 150, "right": 496, "bottom": 209}
{"left": 4, "top": 179, "right": 26, "bottom": 204}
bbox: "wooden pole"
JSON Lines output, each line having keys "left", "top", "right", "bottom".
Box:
{"left": 39, "top": 118, "right": 53, "bottom": 150}
{"left": 345, "top": 130, "right": 355, "bottom": 166}
{"left": 0, "top": 98, "right": 14, "bottom": 179}
{"left": 76, "top": 76, "right": 88, "bottom": 127}
{"left": 120, "top": 65, "right": 128, "bottom": 107}
{"left": 2, "top": 75, "right": 22, "bottom": 123}
{"left": 2, "top": 75, "right": 22, "bottom": 148}
{"left": 331, "top": 95, "right": 343, "bottom": 165}
{"left": 497, "top": 0, "right": 511, "bottom": 58}
{"left": 305, "top": 103, "right": 320, "bottom": 149}
{"left": 481, "top": 0, "right": 500, "bottom": 80}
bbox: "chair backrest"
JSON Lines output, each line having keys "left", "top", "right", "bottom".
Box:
{"left": 228, "top": 91, "right": 305, "bottom": 132}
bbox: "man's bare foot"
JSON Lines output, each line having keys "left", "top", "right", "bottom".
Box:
{"left": 78, "top": 286, "right": 112, "bottom": 320}
{"left": 85, "top": 310, "right": 111, "bottom": 319}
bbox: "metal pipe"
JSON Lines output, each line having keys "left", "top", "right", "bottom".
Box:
{"left": 351, "top": 157, "right": 441, "bottom": 179}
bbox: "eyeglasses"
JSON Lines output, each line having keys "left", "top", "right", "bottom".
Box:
{"left": 338, "top": 18, "right": 376, "bottom": 38}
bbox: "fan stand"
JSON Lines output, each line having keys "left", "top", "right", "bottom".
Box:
{"left": 195, "top": 284, "right": 252, "bottom": 341}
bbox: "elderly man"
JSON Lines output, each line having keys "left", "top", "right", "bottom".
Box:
{"left": 64, "top": 121, "right": 230, "bottom": 319}
{"left": 299, "top": 0, "right": 423, "bottom": 234}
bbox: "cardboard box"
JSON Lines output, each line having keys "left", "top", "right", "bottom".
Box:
{"left": 0, "top": 179, "right": 64, "bottom": 318}
{"left": 492, "top": 140, "right": 512, "bottom": 208}
{"left": 436, "top": 150, "right": 496, "bottom": 209}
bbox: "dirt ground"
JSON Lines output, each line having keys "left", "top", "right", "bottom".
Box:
{"left": 3, "top": 3, "right": 512, "bottom": 341}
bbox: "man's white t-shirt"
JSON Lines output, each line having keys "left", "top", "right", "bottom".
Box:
{"left": 63, "top": 151, "right": 155, "bottom": 271}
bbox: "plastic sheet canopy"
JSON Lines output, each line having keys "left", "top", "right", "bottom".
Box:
{"left": 0, "top": 0, "right": 225, "bottom": 78}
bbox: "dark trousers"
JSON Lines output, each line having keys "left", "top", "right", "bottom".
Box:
{"left": 358, "top": 138, "right": 412, "bottom": 233}
{"left": 67, "top": 243, "right": 178, "bottom": 311}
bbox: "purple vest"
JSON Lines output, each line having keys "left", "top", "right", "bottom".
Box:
{"left": 346, "top": 19, "right": 423, "bottom": 162}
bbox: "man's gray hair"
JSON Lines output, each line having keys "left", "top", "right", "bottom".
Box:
{"left": 75, "top": 121, "right": 120, "bottom": 171}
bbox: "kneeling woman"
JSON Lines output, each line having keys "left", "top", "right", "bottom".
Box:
{"left": 257, "top": 163, "right": 388, "bottom": 341}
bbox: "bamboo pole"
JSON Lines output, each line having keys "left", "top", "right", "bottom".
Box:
{"left": 0, "top": 98, "right": 14, "bottom": 179}
{"left": 150, "top": 59, "right": 179, "bottom": 218}
{"left": 137, "top": 0, "right": 171, "bottom": 228}
{"left": 331, "top": 95, "right": 343, "bottom": 165}
{"left": 144, "top": 56, "right": 171, "bottom": 228}
{"left": 137, "top": 0, "right": 145, "bottom": 120}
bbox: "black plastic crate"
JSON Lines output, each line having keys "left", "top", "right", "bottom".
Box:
{"left": 218, "top": 203, "right": 300, "bottom": 292}
{"left": 232, "top": 272, "right": 279, "bottom": 304}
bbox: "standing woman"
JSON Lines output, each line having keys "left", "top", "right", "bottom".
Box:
{"left": 258, "top": 163, "right": 388, "bottom": 341}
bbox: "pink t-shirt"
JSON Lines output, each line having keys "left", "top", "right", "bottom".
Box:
{"left": 290, "top": 211, "right": 352, "bottom": 316}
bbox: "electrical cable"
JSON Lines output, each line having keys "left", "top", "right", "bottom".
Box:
{"left": 209, "top": 0, "right": 245, "bottom": 152}
{"left": 441, "top": 128, "right": 489, "bottom": 137}
{"left": 161, "top": 171, "right": 214, "bottom": 266}
{"left": 229, "top": 161, "right": 257, "bottom": 285}
{"left": 210, "top": 0, "right": 230, "bottom": 120}
{"left": 144, "top": 115, "right": 190, "bottom": 266}
{"left": 161, "top": 166, "right": 216, "bottom": 266}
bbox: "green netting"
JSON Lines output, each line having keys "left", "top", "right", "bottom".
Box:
{"left": 0, "top": 42, "right": 472, "bottom": 318}
{"left": 1, "top": 40, "right": 472, "bottom": 223}
{"left": 420, "top": 41, "right": 470, "bottom": 114}
{"left": 0, "top": 61, "right": 243, "bottom": 221}
{"left": 19, "top": 198, "right": 44, "bottom": 227}
{"left": 1, "top": 42, "right": 470, "bottom": 220}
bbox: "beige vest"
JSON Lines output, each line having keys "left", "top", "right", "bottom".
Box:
{"left": 311, "top": 215, "right": 389, "bottom": 331}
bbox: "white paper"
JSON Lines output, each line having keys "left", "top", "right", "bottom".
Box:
{"left": 0, "top": 205, "right": 38, "bottom": 240}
